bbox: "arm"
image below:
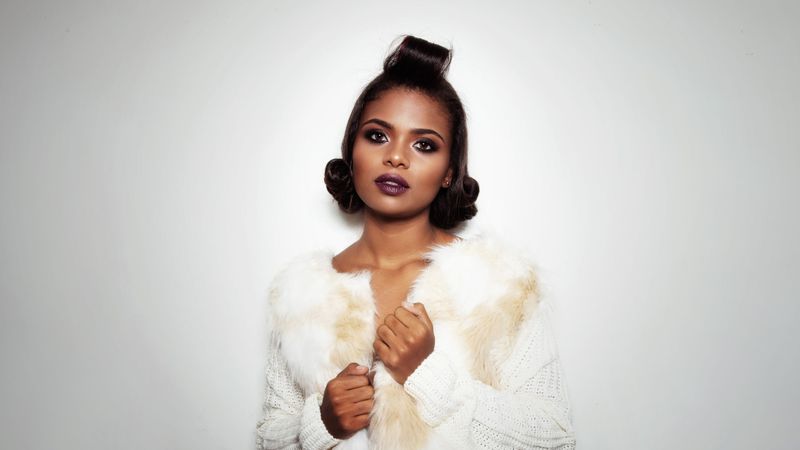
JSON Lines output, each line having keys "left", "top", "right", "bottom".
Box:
{"left": 403, "top": 303, "right": 576, "bottom": 449}
{"left": 255, "top": 337, "right": 341, "bottom": 450}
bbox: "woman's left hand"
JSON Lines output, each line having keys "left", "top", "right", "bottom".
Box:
{"left": 373, "top": 302, "right": 435, "bottom": 385}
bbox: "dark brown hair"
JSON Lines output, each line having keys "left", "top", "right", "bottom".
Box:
{"left": 324, "top": 35, "right": 479, "bottom": 229}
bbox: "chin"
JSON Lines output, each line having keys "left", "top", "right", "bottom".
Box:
{"left": 364, "top": 203, "right": 429, "bottom": 221}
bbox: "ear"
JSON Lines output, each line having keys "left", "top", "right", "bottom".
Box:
{"left": 442, "top": 167, "right": 454, "bottom": 187}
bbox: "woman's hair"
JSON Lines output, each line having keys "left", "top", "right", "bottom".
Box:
{"left": 324, "top": 35, "right": 479, "bottom": 229}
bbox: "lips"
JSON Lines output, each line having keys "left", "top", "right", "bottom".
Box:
{"left": 374, "top": 173, "right": 409, "bottom": 188}
{"left": 374, "top": 173, "right": 409, "bottom": 196}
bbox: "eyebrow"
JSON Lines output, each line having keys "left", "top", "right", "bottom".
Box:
{"left": 361, "top": 118, "right": 446, "bottom": 143}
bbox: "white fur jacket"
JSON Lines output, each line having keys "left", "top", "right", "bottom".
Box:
{"left": 256, "top": 233, "right": 576, "bottom": 450}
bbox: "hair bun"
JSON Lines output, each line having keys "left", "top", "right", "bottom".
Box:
{"left": 324, "top": 158, "right": 352, "bottom": 196}
{"left": 324, "top": 158, "right": 363, "bottom": 213}
{"left": 461, "top": 175, "right": 480, "bottom": 203}
{"left": 383, "top": 35, "right": 452, "bottom": 84}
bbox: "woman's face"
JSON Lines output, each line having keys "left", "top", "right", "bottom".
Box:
{"left": 352, "top": 87, "right": 453, "bottom": 221}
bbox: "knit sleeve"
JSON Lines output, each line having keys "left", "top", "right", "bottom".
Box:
{"left": 255, "top": 336, "right": 341, "bottom": 450}
{"left": 403, "top": 302, "right": 576, "bottom": 449}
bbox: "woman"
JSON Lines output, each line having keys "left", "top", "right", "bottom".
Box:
{"left": 257, "top": 36, "right": 575, "bottom": 449}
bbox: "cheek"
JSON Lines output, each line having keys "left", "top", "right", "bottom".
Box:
{"left": 422, "top": 154, "right": 451, "bottom": 183}
{"left": 350, "top": 145, "right": 364, "bottom": 173}
{"left": 350, "top": 146, "right": 374, "bottom": 188}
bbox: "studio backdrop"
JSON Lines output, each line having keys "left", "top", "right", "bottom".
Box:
{"left": 1, "top": 1, "right": 798, "bottom": 449}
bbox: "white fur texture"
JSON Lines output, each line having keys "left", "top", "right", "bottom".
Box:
{"left": 267, "top": 232, "right": 540, "bottom": 449}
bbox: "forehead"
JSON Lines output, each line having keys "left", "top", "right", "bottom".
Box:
{"left": 362, "top": 88, "right": 450, "bottom": 134}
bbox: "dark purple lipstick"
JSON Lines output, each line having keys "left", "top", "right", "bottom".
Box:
{"left": 374, "top": 173, "right": 409, "bottom": 196}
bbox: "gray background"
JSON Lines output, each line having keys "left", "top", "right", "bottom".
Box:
{"left": 1, "top": 0, "right": 798, "bottom": 449}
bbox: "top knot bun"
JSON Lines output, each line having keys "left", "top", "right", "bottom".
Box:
{"left": 383, "top": 35, "right": 452, "bottom": 84}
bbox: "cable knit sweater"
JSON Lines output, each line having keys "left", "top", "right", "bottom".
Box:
{"left": 256, "top": 232, "right": 576, "bottom": 449}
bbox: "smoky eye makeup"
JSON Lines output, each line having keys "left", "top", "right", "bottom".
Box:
{"left": 361, "top": 125, "right": 441, "bottom": 152}
{"left": 363, "top": 129, "right": 388, "bottom": 143}
{"left": 414, "top": 139, "right": 438, "bottom": 152}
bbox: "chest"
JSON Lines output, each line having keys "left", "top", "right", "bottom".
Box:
{"left": 273, "top": 249, "right": 527, "bottom": 395}
{"left": 369, "top": 262, "right": 427, "bottom": 327}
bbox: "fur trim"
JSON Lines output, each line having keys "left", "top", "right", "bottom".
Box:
{"left": 267, "top": 232, "right": 540, "bottom": 448}
{"left": 369, "top": 364, "right": 429, "bottom": 449}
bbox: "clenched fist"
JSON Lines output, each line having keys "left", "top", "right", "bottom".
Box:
{"left": 373, "top": 303, "right": 435, "bottom": 385}
{"left": 320, "top": 362, "right": 374, "bottom": 439}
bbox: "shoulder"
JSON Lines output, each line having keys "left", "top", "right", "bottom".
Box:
{"left": 330, "top": 241, "right": 365, "bottom": 274}
{"left": 424, "top": 231, "right": 540, "bottom": 313}
{"left": 427, "top": 230, "right": 538, "bottom": 286}
{"left": 268, "top": 250, "right": 335, "bottom": 290}
{"left": 266, "top": 249, "right": 337, "bottom": 323}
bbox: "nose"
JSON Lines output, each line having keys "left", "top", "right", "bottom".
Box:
{"left": 384, "top": 141, "right": 409, "bottom": 169}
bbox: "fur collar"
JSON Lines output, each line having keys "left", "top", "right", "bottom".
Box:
{"left": 267, "top": 231, "right": 540, "bottom": 448}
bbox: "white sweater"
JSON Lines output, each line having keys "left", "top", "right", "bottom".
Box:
{"left": 256, "top": 233, "right": 576, "bottom": 449}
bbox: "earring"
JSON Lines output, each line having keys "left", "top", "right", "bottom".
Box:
{"left": 443, "top": 179, "right": 451, "bottom": 188}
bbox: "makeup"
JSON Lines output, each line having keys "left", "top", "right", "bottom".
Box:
{"left": 374, "top": 173, "right": 409, "bottom": 196}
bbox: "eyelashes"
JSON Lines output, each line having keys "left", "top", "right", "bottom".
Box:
{"left": 363, "top": 129, "right": 439, "bottom": 152}
{"left": 414, "top": 139, "right": 437, "bottom": 152}
{"left": 365, "top": 129, "right": 388, "bottom": 144}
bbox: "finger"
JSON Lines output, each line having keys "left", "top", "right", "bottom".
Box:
{"left": 373, "top": 338, "right": 390, "bottom": 361}
{"left": 338, "top": 362, "right": 368, "bottom": 377}
{"left": 377, "top": 324, "right": 399, "bottom": 347}
{"left": 337, "top": 374, "right": 370, "bottom": 390}
{"left": 384, "top": 313, "right": 408, "bottom": 333}
{"left": 351, "top": 398, "right": 374, "bottom": 415}
{"left": 347, "top": 385, "right": 374, "bottom": 401}
{"left": 393, "top": 306, "right": 421, "bottom": 328}
{"left": 347, "top": 365, "right": 369, "bottom": 376}
{"left": 402, "top": 302, "right": 422, "bottom": 315}
{"left": 350, "top": 413, "right": 370, "bottom": 431}
{"left": 337, "top": 362, "right": 358, "bottom": 376}
{"left": 378, "top": 322, "right": 397, "bottom": 337}
{"left": 412, "top": 302, "right": 433, "bottom": 329}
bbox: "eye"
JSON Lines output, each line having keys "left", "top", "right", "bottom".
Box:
{"left": 364, "top": 129, "right": 388, "bottom": 143}
{"left": 413, "top": 139, "right": 438, "bottom": 153}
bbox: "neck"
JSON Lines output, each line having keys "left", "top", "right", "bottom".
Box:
{"left": 357, "top": 208, "right": 443, "bottom": 270}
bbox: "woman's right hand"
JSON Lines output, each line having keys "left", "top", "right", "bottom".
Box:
{"left": 320, "top": 362, "right": 374, "bottom": 439}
